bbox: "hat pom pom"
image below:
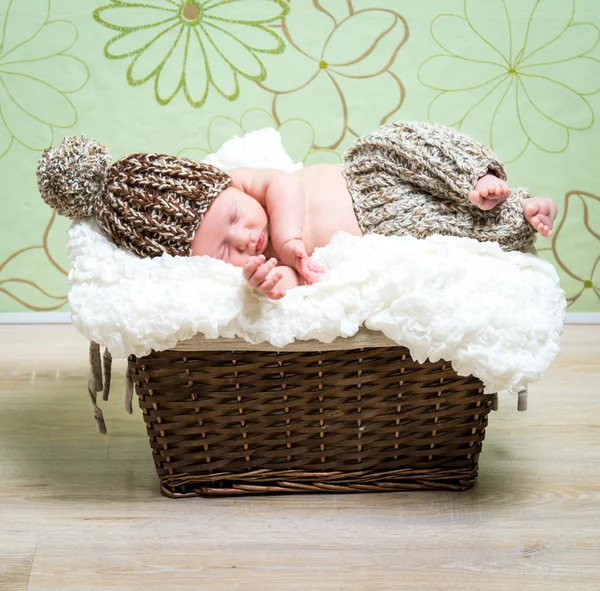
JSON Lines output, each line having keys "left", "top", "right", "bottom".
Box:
{"left": 37, "top": 136, "right": 112, "bottom": 220}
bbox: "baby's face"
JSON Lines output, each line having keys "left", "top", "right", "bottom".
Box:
{"left": 190, "top": 186, "right": 269, "bottom": 267}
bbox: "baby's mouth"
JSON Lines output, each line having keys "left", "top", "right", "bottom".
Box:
{"left": 256, "top": 232, "right": 265, "bottom": 253}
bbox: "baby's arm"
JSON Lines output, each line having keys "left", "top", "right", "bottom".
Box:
{"left": 230, "top": 168, "right": 323, "bottom": 283}
{"left": 230, "top": 168, "right": 304, "bottom": 252}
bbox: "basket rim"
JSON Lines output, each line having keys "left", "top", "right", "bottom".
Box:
{"left": 171, "top": 327, "right": 398, "bottom": 352}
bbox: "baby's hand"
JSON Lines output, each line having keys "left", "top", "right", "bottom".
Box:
{"left": 281, "top": 239, "right": 325, "bottom": 285}
{"left": 243, "top": 255, "right": 285, "bottom": 300}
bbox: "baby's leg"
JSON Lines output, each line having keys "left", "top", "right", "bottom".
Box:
{"left": 523, "top": 198, "right": 558, "bottom": 238}
{"left": 348, "top": 181, "right": 537, "bottom": 253}
{"left": 343, "top": 121, "right": 507, "bottom": 205}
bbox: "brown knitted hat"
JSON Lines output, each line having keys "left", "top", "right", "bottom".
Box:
{"left": 36, "top": 136, "right": 231, "bottom": 258}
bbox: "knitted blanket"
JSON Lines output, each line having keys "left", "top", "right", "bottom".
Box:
{"left": 67, "top": 129, "right": 566, "bottom": 396}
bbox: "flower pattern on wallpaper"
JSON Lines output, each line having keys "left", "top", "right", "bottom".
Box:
{"left": 418, "top": 0, "right": 600, "bottom": 162}
{"left": 0, "top": 213, "right": 68, "bottom": 311}
{"left": 94, "top": 0, "right": 288, "bottom": 107}
{"left": 178, "top": 108, "right": 341, "bottom": 165}
{"left": 258, "top": 0, "right": 408, "bottom": 150}
{"left": 537, "top": 191, "right": 599, "bottom": 309}
{"left": 0, "top": 0, "right": 89, "bottom": 156}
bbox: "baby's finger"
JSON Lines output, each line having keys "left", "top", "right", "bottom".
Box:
{"left": 242, "top": 255, "right": 265, "bottom": 280}
{"left": 251, "top": 257, "right": 278, "bottom": 284}
{"left": 266, "top": 289, "right": 286, "bottom": 300}
{"left": 305, "top": 263, "right": 325, "bottom": 280}
{"left": 293, "top": 244, "right": 307, "bottom": 258}
{"left": 308, "top": 261, "right": 325, "bottom": 273}
{"left": 259, "top": 269, "right": 283, "bottom": 293}
{"left": 296, "top": 259, "right": 316, "bottom": 282}
{"left": 302, "top": 268, "right": 323, "bottom": 285}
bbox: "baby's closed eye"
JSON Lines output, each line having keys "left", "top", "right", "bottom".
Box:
{"left": 219, "top": 243, "right": 228, "bottom": 261}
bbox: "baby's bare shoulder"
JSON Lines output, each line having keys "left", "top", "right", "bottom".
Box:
{"left": 231, "top": 165, "right": 342, "bottom": 187}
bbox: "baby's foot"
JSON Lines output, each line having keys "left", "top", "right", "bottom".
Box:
{"left": 523, "top": 197, "right": 558, "bottom": 238}
{"left": 469, "top": 174, "right": 510, "bottom": 210}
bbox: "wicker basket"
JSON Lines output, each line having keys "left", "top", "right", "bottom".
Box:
{"left": 128, "top": 329, "right": 495, "bottom": 497}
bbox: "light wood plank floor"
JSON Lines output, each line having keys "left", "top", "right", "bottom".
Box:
{"left": 0, "top": 324, "right": 598, "bottom": 591}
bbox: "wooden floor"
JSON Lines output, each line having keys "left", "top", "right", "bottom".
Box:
{"left": 0, "top": 324, "right": 598, "bottom": 591}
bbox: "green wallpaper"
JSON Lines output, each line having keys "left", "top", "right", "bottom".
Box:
{"left": 1, "top": 0, "right": 599, "bottom": 313}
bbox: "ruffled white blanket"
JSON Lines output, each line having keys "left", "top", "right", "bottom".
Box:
{"left": 67, "top": 129, "right": 566, "bottom": 395}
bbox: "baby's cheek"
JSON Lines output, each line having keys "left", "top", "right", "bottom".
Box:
{"left": 230, "top": 252, "right": 250, "bottom": 269}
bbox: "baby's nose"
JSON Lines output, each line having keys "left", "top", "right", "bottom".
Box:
{"left": 230, "top": 228, "right": 250, "bottom": 250}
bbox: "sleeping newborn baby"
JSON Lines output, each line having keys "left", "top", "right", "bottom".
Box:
{"left": 192, "top": 162, "right": 556, "bottom": 299}
{"left": 37, "top": 122, "right": 557, "bottom": 300}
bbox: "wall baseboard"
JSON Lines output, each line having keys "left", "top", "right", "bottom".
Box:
{"left": 0, "top": 312, "right": 599, "bottom": 324}
{"left": 0, "top": 313, "right": 71, "bottom": 324}
{"left": 563, "top": 313, "right": 600, "bottom": 324}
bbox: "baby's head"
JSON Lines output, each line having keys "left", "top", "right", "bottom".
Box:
{"left": 37, "top": 136, "right": 231, "bottom": 258}
{"left": 190, "top": 184, "right": 269, "bottom": 267}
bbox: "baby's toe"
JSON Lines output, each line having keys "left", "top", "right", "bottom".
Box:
{"left": 538, "top": 212, "right": 552, "bottom": 227}
{"left": 469, "top": 190, "right": 482, "bottom": 205}
{"left": 524, "top": 202, "right": 539, "bottom": 220}
{"left": 536, "top": 221, "right": 551, "bottom": 237}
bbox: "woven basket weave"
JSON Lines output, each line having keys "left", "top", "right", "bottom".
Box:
{"left": 129, "top": 330, "right": 494, "bottom": 497}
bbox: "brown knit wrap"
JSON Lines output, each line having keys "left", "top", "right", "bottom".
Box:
{"left": 98, "top": 153, "right": 230, "bottom": 258}
{"left": 343, "top": 122, "right": 537, "bottom": 252}
{"left": 37, "top": 137, "right": 231, "bottom": 258}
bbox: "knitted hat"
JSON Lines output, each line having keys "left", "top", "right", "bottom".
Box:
{"left": 36, "top": 136, "right": 231, "bottom": 258}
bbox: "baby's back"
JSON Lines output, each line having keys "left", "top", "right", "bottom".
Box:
{"left": 294, "top": 164, "right": 361, "bottom": 252}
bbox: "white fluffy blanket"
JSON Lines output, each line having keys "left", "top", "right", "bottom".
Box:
{"left": 67, "top": 129, "right": 566, "bottom": 395}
